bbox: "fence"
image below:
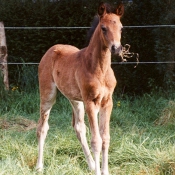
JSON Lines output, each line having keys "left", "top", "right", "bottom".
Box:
{"left": 0, "top": 24, "right": 175, "bottom": 93}
{"left": 1, "top": 24, "right": 175, "bottom": 65}
{"left": 2, "top": 24, "right": 175, "bottom": 29}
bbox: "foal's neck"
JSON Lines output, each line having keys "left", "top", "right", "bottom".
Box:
{"left": 86, "top": 25, "right": 111, "bottom": 74}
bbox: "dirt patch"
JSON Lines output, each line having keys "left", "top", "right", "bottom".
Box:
{"left": 0, "top": 116, "right": 37, "bottom": 131}
{"left": 154, "top": 101, "right": 175, "bottom": 126}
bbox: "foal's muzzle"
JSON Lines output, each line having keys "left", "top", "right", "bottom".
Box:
{"left": 111, "top": 44, "right": 122, "bottom": 55}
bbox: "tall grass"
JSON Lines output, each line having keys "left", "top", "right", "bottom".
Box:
{"left": 0, "top": 87, "right": 175, "bottom": 174}
{"left": 8, "top": 63, "right": 39, "bottom": 93}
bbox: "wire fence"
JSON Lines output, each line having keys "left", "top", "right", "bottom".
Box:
{"left": 1, "top": 25, "right": 175, "bottom": 65}
{"left": 1, "top": 25, "right": 175, "bottom": 29}
{"left": 1, "top": 62, "right": 175, "bottom": 65}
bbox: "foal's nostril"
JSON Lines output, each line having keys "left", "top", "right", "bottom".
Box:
{"left": 111, "top": 45, "right": 116, "bottom": 53}
{"left": 111, "top": 44, "right": 122, "bottom": 54}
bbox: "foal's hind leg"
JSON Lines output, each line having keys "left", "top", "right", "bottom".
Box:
{"left": 70, "top": 100, "right": 95, "bottom": 171}
{"left": 36, "top": 83, "right": 57, "bottom": 171}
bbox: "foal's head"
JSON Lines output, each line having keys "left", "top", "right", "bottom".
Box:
{"left": 98, "top": 2, "right": 124, "bottom": 55}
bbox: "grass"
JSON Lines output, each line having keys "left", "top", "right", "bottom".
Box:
{"left": 0, "top": 87, "right": 175, "bottom": 175}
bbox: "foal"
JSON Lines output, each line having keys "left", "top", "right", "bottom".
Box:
{"left": 36, "top": 2, "right": 124, "bottom": 175}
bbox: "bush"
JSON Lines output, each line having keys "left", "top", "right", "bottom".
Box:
{"left": 0, "top": 0, "right": 98, "bottom": 90}
{"left": 0, "top": 0, "right": 174, "bottom": 93}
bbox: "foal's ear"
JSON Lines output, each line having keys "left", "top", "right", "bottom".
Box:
{"left": 116, "top": 3, "right": 124, "bottom": 17}
{"left": 98, "top": 2, "right": 106, "bottom": 17}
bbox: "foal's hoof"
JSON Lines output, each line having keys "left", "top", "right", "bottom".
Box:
{"left": 88, "top": 160, "right": 95, "bottom": 171}
{"left": 101, "top": 171, "right": 109, "bottom": 175}
{"left": 89, "top": 164, "right": 95, "bottom": 171}
{"left": 36, "top": 165, "right": 43, "bottom": 172}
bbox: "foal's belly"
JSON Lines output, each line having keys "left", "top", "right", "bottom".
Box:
{"left": 57, "top": 84, "right": 82, "bottom": 101}
{"left": 53, "top": 69, "right": 82, "bottom": 101}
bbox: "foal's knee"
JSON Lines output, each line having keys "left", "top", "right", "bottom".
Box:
{"left": 102, "top": 139, "right": 110, "bottom": 151}
{"left": 91, "top": 136, "right": 102, "bottom": 153}
{"left": 74, "top": 121, "right": 86, "bottom": 139}
{"left": 101, "top": 135, "right": 110, "bottom": 150}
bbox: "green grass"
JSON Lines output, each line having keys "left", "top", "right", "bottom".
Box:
{"left": 0, "top": 88, "right": 175, "bottom": 175}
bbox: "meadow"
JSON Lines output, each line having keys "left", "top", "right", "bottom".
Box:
{"left": 0, "top": 86, "right": 175, "bottom": 175}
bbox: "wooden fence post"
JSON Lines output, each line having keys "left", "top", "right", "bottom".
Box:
{"left": 0, "top": 22, "right": 9, "bottom": 90}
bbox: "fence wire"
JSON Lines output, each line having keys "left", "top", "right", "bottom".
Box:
{"left": 1, "top": 62, "right": 175, "bottom": 65}
{"left": 1, "top": 25, "right": 175, "bottom": 65}
{"left": 1, "top": 25, "right": 175, "bottom": 29}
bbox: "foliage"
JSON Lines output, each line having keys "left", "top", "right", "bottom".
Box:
{"left": 153, "top": 1, "right": 175, "bottom": 89}
{"left": 114, "top": 0, "right": 175, "bottom": 94}
{"left": 0, "top": 0, "right": 174, "bottom": 93}
{"left": 0, "top": 0, "right": 99, "bottom": 89}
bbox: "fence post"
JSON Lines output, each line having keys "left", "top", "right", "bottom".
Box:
{"left": 0, "top": 22, "right": 9, "bottom": 90}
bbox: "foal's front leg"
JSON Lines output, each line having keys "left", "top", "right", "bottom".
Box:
{"left": 85, "top": 101, "right": 102, "bottom": 175}
{"left": 99, "top": 98, "right": 113, "bottom": 175}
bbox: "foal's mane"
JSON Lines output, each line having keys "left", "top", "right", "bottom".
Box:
{"left": 85, "top": 2, "right": 120, "bottom": 46}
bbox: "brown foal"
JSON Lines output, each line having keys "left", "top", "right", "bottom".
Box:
{"left": 36, "top": 2, "right": 124, "bottom": 175}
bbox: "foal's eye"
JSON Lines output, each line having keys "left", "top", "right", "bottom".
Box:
{"left": 101, "top": 26, "right": 107, "bottom": 33}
